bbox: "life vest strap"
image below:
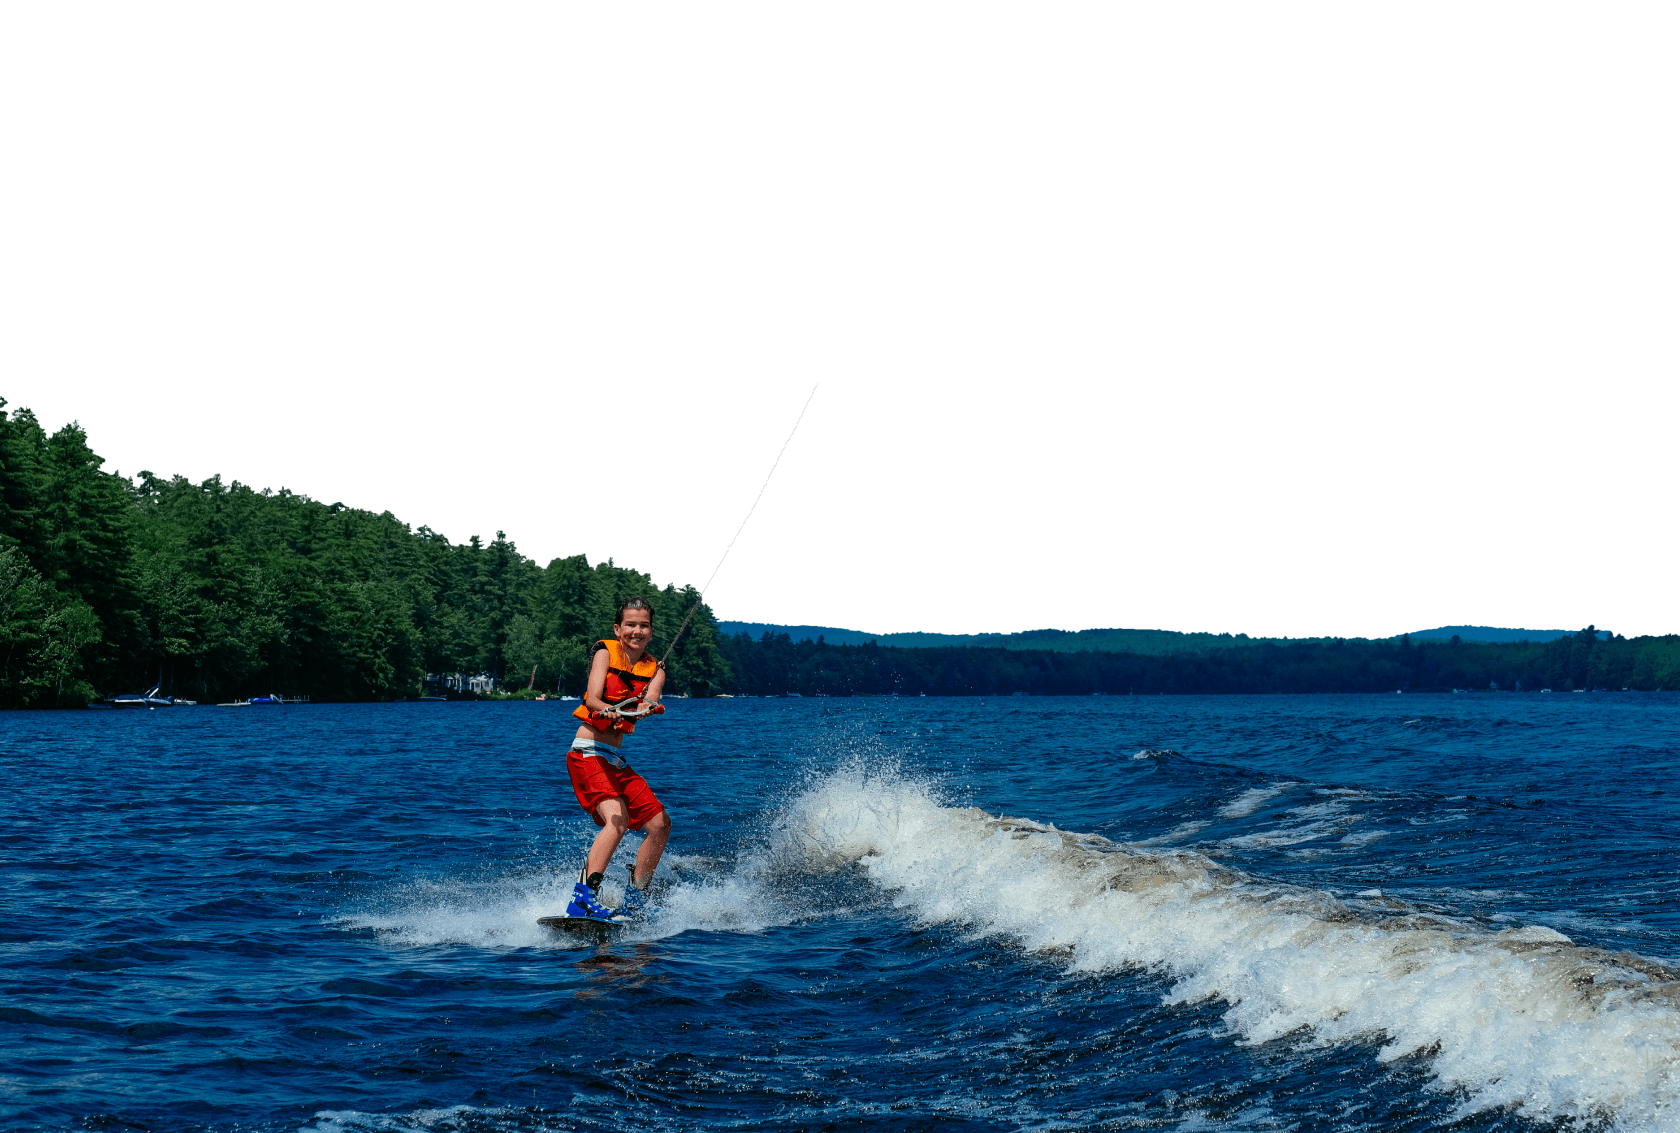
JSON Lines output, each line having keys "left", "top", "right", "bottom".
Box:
{"left": 576, "top": 638, "right": 661, "bottom": 734}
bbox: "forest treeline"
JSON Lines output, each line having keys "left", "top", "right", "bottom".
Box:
{"left": 7, "top": 397, "right": 1678, "bottom": 707}
{"left": 715, "top": 626, "right": 1680, "bottom": 696}
{"left": 0, "top": 399, "right": 728, "bottom": 707}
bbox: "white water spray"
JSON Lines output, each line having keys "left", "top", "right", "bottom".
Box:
{"left": 769, "top": 761, "right": 1680, "bottom": 1131}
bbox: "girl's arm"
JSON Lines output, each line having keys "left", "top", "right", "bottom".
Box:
{"left": 643, "top": 665, "right": 667, "bottom": 707}
{"left": 582, "top": 647, "right": 618, "bottom": 718}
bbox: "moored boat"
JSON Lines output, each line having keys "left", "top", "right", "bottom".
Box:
{"left": 105, "top": 686, "right": 174, "bottom": 709}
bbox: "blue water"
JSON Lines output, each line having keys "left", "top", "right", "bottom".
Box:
{"left": 4, "top": 695, "right": 1678, "bottom": 1132}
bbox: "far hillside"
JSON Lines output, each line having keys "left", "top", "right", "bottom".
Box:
{"left": 717, "top": 622, "right": 1596, "bottom": 655}
{"left": 714, "top": 624, "right": 1677, "bottom": 695}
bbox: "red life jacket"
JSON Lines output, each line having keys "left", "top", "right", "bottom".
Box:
{"left": 572, "top": 638, "right": 660, "bottom": 734}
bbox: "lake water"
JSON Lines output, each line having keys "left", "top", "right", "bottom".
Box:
{"left": 4, "top": 695, "right": 1677, "bottom": 1132}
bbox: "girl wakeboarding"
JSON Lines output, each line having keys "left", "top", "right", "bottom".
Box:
{"left": 561, "top": 597, "right": 669, "bottom": 923}
{"left": 550, "top": 385, "right": 817, "bottom": 929}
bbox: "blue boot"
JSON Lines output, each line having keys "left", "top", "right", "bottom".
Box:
{"left": 619, "top": 876, "right": 657, "bottom": 918}
{"left": 564, "top": 882, "right": 622, "bottom": 921}
{"left": 565, "top": 868, "right": 624, "bottom": 922}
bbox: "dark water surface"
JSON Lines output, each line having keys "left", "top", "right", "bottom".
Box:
{"left": 3, "top": 695, "right": 1677, "bottom": 1132}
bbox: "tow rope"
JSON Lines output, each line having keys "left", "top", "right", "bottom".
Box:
{"left": 599, "top": 387, "right": 815, "bottom": 720}
{"left": 657, "top": 385, "right": 818, "bottom": 671}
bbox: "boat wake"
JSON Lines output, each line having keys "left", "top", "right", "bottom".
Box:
{"left": 338, "top": 757, "right": 1679, "bottom": 1129}
{"left": 767, "top": 758, "right": 1680, "bottom": 1132}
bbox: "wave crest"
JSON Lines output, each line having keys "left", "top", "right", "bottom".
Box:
{"left": 775, "top": 764, "right": 1680, "bottom": 1130}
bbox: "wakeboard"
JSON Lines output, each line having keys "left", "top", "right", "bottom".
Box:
{"left": 538, "top": 914, "right": 628, "bottom": 938}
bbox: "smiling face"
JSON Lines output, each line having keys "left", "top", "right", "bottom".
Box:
{"left": 614, "top": 607, "right": 653, "bottom": 656}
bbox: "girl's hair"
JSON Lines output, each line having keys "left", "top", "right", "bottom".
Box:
{"left": 616, "top": 597, "right": 653, "bottom": 626}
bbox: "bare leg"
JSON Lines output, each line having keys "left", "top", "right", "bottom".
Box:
{"left": 587, "top": 799, "right": 629, "bottom": 877}
{"left": 632, "top": 809, "right": 670, "bottom": 886}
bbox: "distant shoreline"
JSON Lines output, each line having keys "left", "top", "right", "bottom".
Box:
{"left": 712, "top": 626, "right": 1677, "bottom": 696}
{"left": 717, "top": 621, "right": 1607, "bottom": 655}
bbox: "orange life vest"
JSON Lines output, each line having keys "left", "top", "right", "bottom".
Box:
{"left": 572, "top": 639, "right": 660, "bottom": 734}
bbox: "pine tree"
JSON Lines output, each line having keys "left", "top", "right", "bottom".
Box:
{"left": 0, "top": 400, "right": 45, "bottom": 560}
{"left": 36, "top": 422, "right": 140, "bottom": 684}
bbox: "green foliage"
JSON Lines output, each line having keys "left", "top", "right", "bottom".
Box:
{"left": 484, "top": 688, "right": 551, "bottom": 701}
{"left": 863, "top": 626, "right": 1304, "bottom": 654}
{"left": 0, "top": 399, "right": 729, "bottom": 705}
{"left": 0, "top": 401, "right": 45, "bottom": 558}
{"left": 716, "top": 626, "right": 1680, "bottom": 696}
{"left": 0, "top": 546, "right": 52, "bottom": 704}
{"left": 10, "top": 396, "right": 1675, "bottom": 705}
{"left": 0, "top": 545, "right": 101, "bottom": 707}
{"left": 37, "top": 599, "right": 101, "bottom": 699}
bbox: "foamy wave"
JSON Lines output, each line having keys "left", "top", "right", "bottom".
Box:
{"left": 335, "top": 845, "right": 807, "bottom": 950}
{"left": 333, "top": 871, "right": 590, "bottom": 950}
{"left": 1135, "top": 819, "right": 1210, "bottom": 846}
{"left": 774, "top": 764, "right": 1680, "bottom": 1131}
{"left": 333, "top": 763, "right": 1680, "bottom": 1128}
{"left": 1218, "top": 791, "right": 1370, "bottom": 852}
{"left": 1218, "top": 781, "right": 1299, "bottom": 818}
{"left": 302, "top": 1105, "right": 526, "bottom": 1133}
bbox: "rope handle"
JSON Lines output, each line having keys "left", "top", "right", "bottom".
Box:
{"left": 603, "top": 695, "right": 665, "bottom": 720}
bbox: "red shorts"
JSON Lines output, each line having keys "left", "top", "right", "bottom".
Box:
{"left": 566, "top": 751, "right": 664, "bottom": 831}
